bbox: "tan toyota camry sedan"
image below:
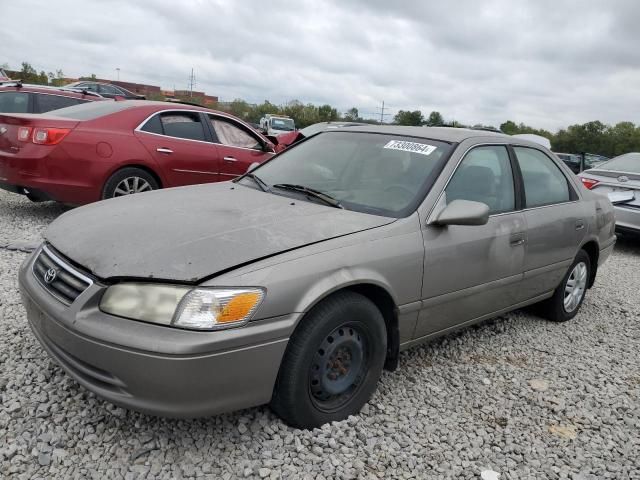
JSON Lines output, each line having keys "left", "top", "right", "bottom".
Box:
{"left": 20, "top": 126, "right": 616, "bottom": 428}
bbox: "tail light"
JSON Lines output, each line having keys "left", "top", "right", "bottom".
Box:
{"left": 32, "top": 128, "right": 71, "bottom": 145}
{"left": 580, "top": 177, "right": 599, "bottom": 190}
{"left": 17, "top": 127, "right": 32, "bottom": 142}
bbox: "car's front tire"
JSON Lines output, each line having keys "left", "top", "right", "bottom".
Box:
{"left": 271, "top": 291, "right": 387, "bottom": 429}
{"left": 538, "top": 250, "right": 591, "bottom": 322}
{"left": 102, "top": 167, "right": 159, "bottom": 199}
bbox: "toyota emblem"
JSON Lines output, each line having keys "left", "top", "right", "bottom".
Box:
{"left": 44, "top": 268, "right": 57, "bottom": 284}
{"left": 618, "top": 175, "right": 629, "bottom": 183}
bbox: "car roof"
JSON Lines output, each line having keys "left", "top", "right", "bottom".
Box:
{"left": 0, "top": 83, "right": 105, "bottom": 100}
{"left": 328, "top": 125, "right": 511, "bottom": 143}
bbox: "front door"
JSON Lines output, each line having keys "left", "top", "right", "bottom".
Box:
{"left": 207, "top": 114, "right": 274, "bottom": 180}
{"left": 135, "top": 110, "right": 221, "bottom": 186}
{"left": 414, "top": 145, "right": 526, "bottom": 339}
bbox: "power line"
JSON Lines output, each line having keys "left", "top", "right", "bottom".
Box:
{"left": 188, "top": 68, "right": 196, "bottom": 97}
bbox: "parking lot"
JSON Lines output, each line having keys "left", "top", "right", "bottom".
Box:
{"left": 0, "top": 188, "right": 638, "bottom": 479}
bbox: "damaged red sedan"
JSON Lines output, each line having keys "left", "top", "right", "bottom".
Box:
{"left": 0, "top": 100, "right": 279, "bottom": 204}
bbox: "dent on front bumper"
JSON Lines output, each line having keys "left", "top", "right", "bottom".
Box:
{"left": 19, "top": 252, "right": 298, "bottom": 418}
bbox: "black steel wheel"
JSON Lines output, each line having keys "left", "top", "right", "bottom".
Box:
{"left": 271, "top": 291, "right": 387, "bottom": 429}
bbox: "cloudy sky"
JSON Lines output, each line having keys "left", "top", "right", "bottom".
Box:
{"left": 3, "top": 0, "right": 640, "bottom": 130}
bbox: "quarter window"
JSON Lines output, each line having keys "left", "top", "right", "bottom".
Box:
{"left": 514, "top": 147, "right": 571, "bottom": 207}
{"left": 209, "top": 116, "right": 261, "bottom": 150}
{"left": 0, "top": 92, "right": 29, "bottom": 113}
{"left": 445, "top": 145, "right": 515, "bottom": 214}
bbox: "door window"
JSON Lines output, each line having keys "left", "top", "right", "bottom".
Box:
{"left": 79, "top": 83, "right": 99, "bottom": 92}
{"left": 514, "top": 147, "right": 572, "bottom": 208}
{"left": 36, "top": 94, "right": 84, "bottom": 113}
{"left": 155, "top": 112, "right": 206, "bottom": 141}
{"left": 0, "top": 92, "right": 29, "bottom": 113}
{"left": 99, "top": 84, "right": 121, "bottom": 95}
{"left": 445, "top": 145, "right": 515, "bottom": 214}
{"left": 210, "top": 116, "right": 261, "bottom": 150}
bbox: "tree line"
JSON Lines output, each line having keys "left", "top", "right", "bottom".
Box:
{"left": 3, "top": 62, "right": 639, "bottom": 157}
{"left": 394, "top": 110, "right": 640, "bottom": 158}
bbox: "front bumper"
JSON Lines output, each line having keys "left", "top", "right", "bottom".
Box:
{"left": 19, "top": 251, "right": 298, "bottom": 418}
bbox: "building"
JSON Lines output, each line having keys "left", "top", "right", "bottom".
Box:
{"left": 171, "top": 89, "right": 218, "bottom": 107}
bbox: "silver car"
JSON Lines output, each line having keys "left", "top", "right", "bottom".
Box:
{"left": 20, "top": 127, "right": 616, "bottom": 428}
{"left": 579, "top": 152, "right": 640, "bottom": 235}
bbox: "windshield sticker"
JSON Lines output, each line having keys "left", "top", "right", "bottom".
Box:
{"left": 383, "top": 140, "right": 437, "bottom": 156}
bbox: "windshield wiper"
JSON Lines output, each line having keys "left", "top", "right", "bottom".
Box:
{"left": 243, "top": 172, "right": 271, "bottom": 192}
{"left": 273, "top": 183, "right": 343, "bottom": 209}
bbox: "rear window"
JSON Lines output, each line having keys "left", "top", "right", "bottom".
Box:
{"left": 0, "top": 92, "right": 29, "bottom": 113}
{"left": 45, "top": 100, "right": 134, "bottom": 120}
{"left": 36, "top": 94, "right": 85, "bottom": 113}
{"left": 599, "top": 153, "right": 640, "bottom": 174}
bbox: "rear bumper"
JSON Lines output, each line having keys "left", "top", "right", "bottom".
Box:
{"left": 19, "top": 251, "right": 297, "bottom": 418}
{"left": 614, "top": 205, "right": 640, "bottom": 233}
{"left": 0, "top": 152, "right": 99, "bottom": 203}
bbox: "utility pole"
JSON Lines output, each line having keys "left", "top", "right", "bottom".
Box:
{"left": 116, "top": 68, "right": 120, "bottom": 81}
{"left": 188, "top": 68, "right": 196, "bottom": 98}
{"left": 376, "top": 100, "right": 391, "bottom": 124}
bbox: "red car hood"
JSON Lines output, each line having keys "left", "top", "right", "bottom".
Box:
{"left": 275, "top": 131, "right": 304, "bottom": 149}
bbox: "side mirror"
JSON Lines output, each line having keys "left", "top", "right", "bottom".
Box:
{"left": 433, "top": 199, "right": 490, "bottom": 226}
{"left": 265, "top": 135, "right": 279, "bottom": 145}
{"left": 262, "top": 142, "right": 276, "bottom": 153}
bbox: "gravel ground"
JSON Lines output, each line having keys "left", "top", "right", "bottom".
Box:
{"left": 0, "top": 189, "right": 638, "bottom": 480}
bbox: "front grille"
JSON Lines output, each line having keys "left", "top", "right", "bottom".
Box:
{"left": 32, "top": 246, "right": 92, "bottom": 305}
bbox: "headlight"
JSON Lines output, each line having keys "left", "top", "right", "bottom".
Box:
{"left": 100, "top": 283, "right": 265, "bottom": 331}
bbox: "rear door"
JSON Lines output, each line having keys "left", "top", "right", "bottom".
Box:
{"left": 135, "top": 110, "right": 221, "bottom": 186}
{"left": 513, "top": 146, "right": 586, "bottom": 298}
{"left": 415, "top": 145, "right": 526, "bottom": 338}
{"left": 206, "top": 114, "right": 274, "bottom": 180}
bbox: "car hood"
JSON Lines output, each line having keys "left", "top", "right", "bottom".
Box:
{"left": 276, "top": 131, "right": 304, "bottom": 148}
{"left": 45, "top": 183, "right": 394, "bottom": 282}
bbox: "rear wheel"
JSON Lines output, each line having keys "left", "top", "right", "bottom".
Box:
{"left": 538, "top": 250, "right": 591, "bottom": 322}
{"left": 271, "top": 291, "right": 387, "bottom": 429}
{"left": 102, "top": 168, "right": 159, "bottom": 199}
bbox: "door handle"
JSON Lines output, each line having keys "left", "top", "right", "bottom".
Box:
{"left": 510, "top": 233, "right": 525, "bottom": 247}
{"left": 575, "top": 220, "right": 585, "bottom": 230}
{"left": 156, "top": 148, "right": 173, "bottom": 154}
{"left": 223, "top": 156, "right": 237, "bottom": 162}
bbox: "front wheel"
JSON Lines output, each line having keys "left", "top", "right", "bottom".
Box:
{"left": 538, "top": 250, "right": 591, "bottom": 322}
{"left": 271, "top": 291, "right": 387, "bottom": 429}
{"left": 102, "top": 167, "right": 159, "bottom": 199}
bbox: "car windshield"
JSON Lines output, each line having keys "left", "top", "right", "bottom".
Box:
{"left": 242, "top": 131, "right": 452, "bottom": 217}
{"left": 599, "top": 153, "right": 640, "bottom": 173}
{"left": 271, "top": 118, "right": 295, "bottom": 131}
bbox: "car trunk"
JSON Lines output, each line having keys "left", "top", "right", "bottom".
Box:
{"left": 0, "top": 113, "right": 79, "bottom": 155}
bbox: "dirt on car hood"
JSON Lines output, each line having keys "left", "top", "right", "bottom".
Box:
{"left": 45, "top": 182, "right": 394, "bottom": 282}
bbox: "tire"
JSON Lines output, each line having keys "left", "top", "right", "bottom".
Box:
{"left": 271, "top": 291, "right": 387, "bottom": 429}
{"left": 102, "top": 167, "right": 159, "bottom": 199}
{"left": 537, "top": 250, "right": 591, "bottom": 322}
